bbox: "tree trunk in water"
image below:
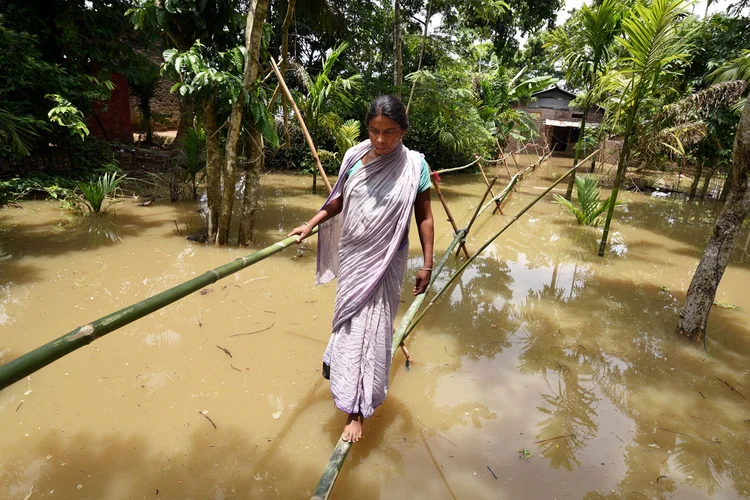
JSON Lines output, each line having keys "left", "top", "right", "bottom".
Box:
{"left": 689, "top": 154, "right": 704, "bottom": 199}
{"left": 281, "top": 0, "right": 296, "bottom": 150}
{"left": 700, "top": 165, "right": 716, "bottom": 199}
{"left": 203, "top": 96, "right": 222, "bottom": 243}
{"left": 564, "top": 109, "right": 588, "bottom": 200}
{"left": 719, "top": 171, "right": 733, "bottom": 201}
{"left": 598, "top": 108, "right": 638, "bottom": 256}
{"left": 216, "top": 0, "right": 269, "bottom": 245}
{"left": 677, "top": 99, "right": 750, "bottom": 343}
{"left": 238, "top": 127, "right": 264, "bottom": 246}
{"left": 174, "top": 94, "right": 194, "bottom": 147}
{"left": 393, "top": 0, "right": 402, "bottom": 94}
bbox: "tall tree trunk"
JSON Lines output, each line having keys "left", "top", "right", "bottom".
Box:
{"left": 216, "top": 0, "right": 270, "bottom": 245}
{"left": 689, "top": 153, "right": 704, "bottom": 199}
{"left": 700, "top": 164, "right": 716, "bottom": 199}
{"left": 564, "top": 108, "right": 589, "bottom": 200}
{"left": 281, "top": 0, "right": 296, "bottom": 150}
{"left": 238, "top": 127, "right": 264, "bottom": 246}
{"left": 677, "top": 99, "right": 750, "bottom": 343}
{"left": 598, "top": 105, "right": 639, "bottom": 256}
{"left": 234, "top": 0, "right": 270, "bottom": 244}
{"left": 203, "top": 95, "right": 222, "bottom": 243}
{"left": 393, "top": 0, "right": 402, "bottom": 93}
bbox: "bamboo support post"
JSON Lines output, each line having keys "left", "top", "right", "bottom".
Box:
{"left": 0, "top": 229, "right": 319, "bottom": 390}
{"left": 431, "top": 175, "right": 470, "bottom": 259}
{"left": 477, "top": 160, "right": 503, "bottom": 215}
{"left": 434, "top": 158, "right": 480, "bottom": 175}
{"left": 269, "top": 57, "right": 332, "bottom": 193}
{"left": 465, "top": 176, "right": 497, "bottom": 234}
{"left": 401, "top": 150, "right": 600, "bottom": 344}
{"left": 312, "top": 229, "right": 467, "bottom": 500}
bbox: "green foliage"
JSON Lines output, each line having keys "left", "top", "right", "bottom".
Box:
{"left": 76, "top": 172, "right": 126, "bottom": 213}
{"left": 0, "top": 108, "right": 38, "bottom": 157}
{"left": 553, "top": 176, "right": 619, "bottom": 226}
{"left": 46, "top": 95, "right": 90, "bottom": 141}
{"left": 128, "top": 58, "right": 162, "bottom": 144}
{"left": 176, "top": 127, "right": 206, "bottom": 199}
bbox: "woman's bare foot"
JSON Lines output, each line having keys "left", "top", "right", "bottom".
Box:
{"left": 342, "top": 413, "right": 363, "bottom": 443}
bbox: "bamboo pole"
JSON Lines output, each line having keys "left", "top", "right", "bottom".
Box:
{"left": 312, "top": 229, "right": 466, "bottom": 500}
{"left": 431, "top": 175, "right": 470, "bottom": 259}
{"left": 402, "top": 150, "right": 600, "bottom": 343}
{"left": 268, "top": 57, "right": 332, "bottom": 193}
{"left": 490, "top": 151, "right": 551, "bottom": 215}
{"left": 0, "top": 229, "right": 318, "bottom": 390}
{"left": 434, "top": 157, "right": 480, "bottom": 175}
{"left": 477, "top": 160, "right": 502, "bottom": 215}
{"left": 464, "top": 176, "right": 497, "bottom": 234}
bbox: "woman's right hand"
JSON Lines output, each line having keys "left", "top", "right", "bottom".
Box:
{"left": 288, "top": 224, "right": 312, "bottom": 243}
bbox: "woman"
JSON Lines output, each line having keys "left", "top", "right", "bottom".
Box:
{"left": 289, "top": 95, "right": 434, "bottom": 443}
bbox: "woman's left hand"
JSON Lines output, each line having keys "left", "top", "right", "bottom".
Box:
{"left": 413, "top": 269, "right": 431, "bottom": 296}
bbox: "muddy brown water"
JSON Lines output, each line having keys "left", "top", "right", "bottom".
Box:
{"left": 1, "top": 156, "right": 749, "bottom": 499}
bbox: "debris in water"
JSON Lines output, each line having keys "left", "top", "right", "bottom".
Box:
{"left": 533, "top": 433, "right": 574, "bottom": 445}
{"left": 713, "top": 301, "right": 744, "bottom": 311}
{"left": 517, "top": 448, "right": 532, "bottom": 461}
{"left": 216, "top": 345, "right": 232, "bottom": 358}
{"left": 200, "top": 288, "right": 212, "bottom": 295}
{"left": 229, "top": 322, "right": 275, "bottom": 337}
{"left": 487, "top": 465, "right": 498, "bottom": 480}
{"left": 230, "top": 364, "right": 241, "bottom": 372}
{"left": 272, "top": 411, "right": 282, "bottom": 420}
{"left": 16, "top": 401, "right": 24, "bottom": 412}
{"left": 199, "top": 410, "right": 217, "bottom": 429}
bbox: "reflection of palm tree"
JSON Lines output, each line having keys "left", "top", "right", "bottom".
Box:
{"left": 673, "top": 438, "right": 726, "bottom": 495}
{"left": 536, "top": 372, "right": 598, "bottom": 470}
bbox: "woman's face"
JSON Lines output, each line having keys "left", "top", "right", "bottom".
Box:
{"left": 367, "top": 114, "right": 406, "bottom": 157}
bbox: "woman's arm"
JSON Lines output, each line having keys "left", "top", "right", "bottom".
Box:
{"left": 413, "top": 189, "right": 434, "bottom": 295}
{"left": 288, "top": 196, "right": 344, "bottom": 243}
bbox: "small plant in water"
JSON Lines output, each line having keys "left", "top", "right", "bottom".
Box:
{"left": 553, "top": 175, "right": 619, "bottom": 226}
{"left": 77, "top": 172, "right": 125, "bottom": 213}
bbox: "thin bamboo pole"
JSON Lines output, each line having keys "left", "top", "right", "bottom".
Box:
{"left": 0, "top": 229, "right": 318, "bottom": 390}
{"left": 477, "top": 160, "right": 502, "bottom": 215}
{"left": 268, "top": 57, "right": 332, "bottom": 193}
{"left": 465, "top": 176, "right": 497, "bottom": 234}
{"left": 431, "top": 175, "right": 470, "bottom": 259}
{"left": 434, "top": 157, "right": 480, "bottom": 175}
{"left": 402, "top": 150, "right": 600, "bottom": 343}
{"left": 312, "top": 229, "right": 466, "bottom": 500}
{"left": 490, "top": 151, "right": 551, "bottom": 215}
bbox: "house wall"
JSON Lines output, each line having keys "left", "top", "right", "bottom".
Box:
{"left": 89, "top": 72, "right": 134, "bottom": 143}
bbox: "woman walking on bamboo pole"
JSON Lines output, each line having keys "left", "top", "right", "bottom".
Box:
{"left": 288, "top": 96, "right": 434, "bottom": 443}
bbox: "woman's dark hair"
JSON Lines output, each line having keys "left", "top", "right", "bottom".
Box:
{"left": 366, "top": 95, "right": 409, "bottom": 130}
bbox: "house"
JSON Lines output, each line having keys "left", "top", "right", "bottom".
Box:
{"left": 511, "top": 85, "right": 605, "bottom": 155}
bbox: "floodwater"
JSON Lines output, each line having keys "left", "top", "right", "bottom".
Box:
{"left": 1, "top": 156, "right": 749, "bottom": 499}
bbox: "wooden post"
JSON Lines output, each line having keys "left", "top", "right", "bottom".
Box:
{"left": 269, "top": 57, "right": 332, "bottom": 193}
{"left": 431, "top": 175, "right": 470, "bottom": 259}
{"left": 477, "top": 160, "right": 503, "bottom": 215}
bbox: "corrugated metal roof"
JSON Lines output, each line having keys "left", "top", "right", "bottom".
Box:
{"left": 543, "top": 119, "right": 599, "bottom": 128}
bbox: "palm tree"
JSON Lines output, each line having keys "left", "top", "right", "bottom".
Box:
{"left": 597, "top": 0, "right": 695, "bottom": 256}
{"left": 294, "top": 42, "right": 362, "bottom": 191}
{"left": 546, "top": 0, "right": 623, "bottom": 200}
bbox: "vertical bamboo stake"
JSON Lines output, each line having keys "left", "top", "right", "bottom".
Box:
{"left": 431, "top": 175, "right": 470, "bottom": 259}
{"left": 477, "top": 160, "right": 503, "bottom": 215}
{"left": 269, "top": 57, "right": 332, "bottom": 193}
{"left": 465, "top": 176, "right": 497, "bottom": 234}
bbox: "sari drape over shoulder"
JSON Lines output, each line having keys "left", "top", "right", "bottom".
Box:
{"left": 317, "top": 140, "right": 422, "bottom": 418}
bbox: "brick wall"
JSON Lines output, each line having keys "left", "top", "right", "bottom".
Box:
{"left": 129, "top": 52, "right": 181, "bottom": 132}
{"left": 89, "top": 72, "right": 134, "bottom": 143}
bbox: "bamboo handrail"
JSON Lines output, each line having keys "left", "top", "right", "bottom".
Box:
{"left": 312, "top": 228, "right": 467, "bottom": 500}
{"left": 433, "top": 157, "right": 481, "bottom": 175}
{"left": 0, "top": 229, "right": 319, "bottom": 390}
{"left": 268, "top": 57, "right": 332, "bottom": 193}
{"left": 401, "top": 149, "right": 601, "bottom": 343}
